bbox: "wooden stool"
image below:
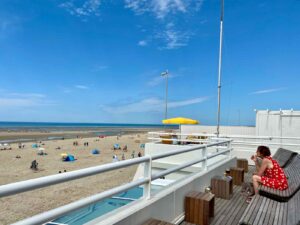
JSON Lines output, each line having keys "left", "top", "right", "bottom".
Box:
{"left": 141, "top": 218, "right": 174, "bottom": 225}
{"left": 230, "top": 167, "right": 244, "bottom": 185}
{"left": 211, "top": 175, "right": 233, "bottom": 199}
{"left": 185, "top": 191, "right": 215, "bottom": 225}
{"left": 237, "top": 158, "right": 248, "bottom": 172}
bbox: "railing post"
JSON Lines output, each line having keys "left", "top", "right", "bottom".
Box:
{"left": 228, "top": 140, "right": 232, "bottom": 157}
{"left": 202, "top": 146, "right": 208, "bottom": 171}
{"left": 143, "top": 156, "right": 152, "bottom": 199}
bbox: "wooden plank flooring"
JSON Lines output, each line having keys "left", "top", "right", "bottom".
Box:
{"left": 181, "top": 166, "right": 255, "bottom": 225}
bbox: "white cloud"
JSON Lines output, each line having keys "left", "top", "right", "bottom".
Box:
{"left": 147, "top": 73, "right": 179, "bottom": 86}
{"left": 59, "top": 0, "right": 102, "bottom": 17}
{"left": 100, "top": 96, "right": 209, "bottom": 114}
{"left": 0, "top": 98, "right": 39, "bottom": 107}
{"left": 125, "top": 0, "right": 202, "bottom": 49}
{"left": 125, "top": 0, "right": 204, "bottom": 19}
{"left": 249, "top": 88, "right": 286, "bottom": 95}
{"left": 147, "top": 76, "right": 164, "bottom": 86}
{"left": 138, "top": 40, "right": 148, "bottom": 46}
{"left": 75, "top": 85, "right": 89, "bottom": 89}
{"left": 169, "top": 97, "right": 208, "bottom": 107}
{"left": 0, "top": 92, "right": 55, "bottom": 108}
{"left": 157, "top": 27, "right": 191, "bottom": 49}
{"left": 63, "top": 89, "right": 72, "bottom": 93}
{"left": 8, "top": 93, "right": 46, "bottom": 98}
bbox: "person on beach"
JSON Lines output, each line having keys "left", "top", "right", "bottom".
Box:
{"left": 131, "top": 151, "right": 135, "bottom": 158}
{"left": 30, "top": 160, "right": 38, "bottom": 170}
{"left": 250, "top": 146, "right": 288, "bottom": 200}
{"left": 138, "top": 151, "right": 142, "bottom": 157}
{"left": 112, "top": 155, "right": 118, "bottom": 162}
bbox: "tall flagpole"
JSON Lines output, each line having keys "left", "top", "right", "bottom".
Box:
{"left": 216, "top": 0, "right": 224, "bottom": 137}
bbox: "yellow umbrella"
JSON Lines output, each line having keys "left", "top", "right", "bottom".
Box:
{"left": 162, "top": 117, "right": 199, "bottom": 125}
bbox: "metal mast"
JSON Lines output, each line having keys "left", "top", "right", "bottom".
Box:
{"left": 161, "top": 70, "right": 169, "bottom": 120}
{"left": 216, "top": 0, "right": 224, "bottom": 137}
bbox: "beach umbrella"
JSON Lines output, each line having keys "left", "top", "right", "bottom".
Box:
{"left": 162, "top": 117, "right": 199, "bottom": 125}
{"left": 162, "top": 117, "right": 199, "bottom": 143}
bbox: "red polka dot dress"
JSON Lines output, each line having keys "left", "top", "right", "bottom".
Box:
{"left": 261, "top": 156, "right": 288, "bottom": 190}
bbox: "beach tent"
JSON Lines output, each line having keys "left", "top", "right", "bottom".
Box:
{"left": 32, "top": 144, "right": 38, "bottom": 148}
{"left": 37, "top": 147, "right": 46, "bottom": 155}
{"left": 113, "top": 144, "right": 121, "bottom": 150}
{"left": 92, "top": 149, "right": 100, "bottom": 154}
{"left": 162, "top": 117, "right": 199, "bottom": 125}
{"left": 64, "top": 155, "right": 75, "bottom": 162}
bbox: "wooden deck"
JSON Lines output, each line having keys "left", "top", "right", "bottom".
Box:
{"left": 181, "top": 166, "right": 255, "bottom": 225}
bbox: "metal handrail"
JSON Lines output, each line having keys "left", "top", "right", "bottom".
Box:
{"left": 12, "top": 178, "right": 149, "bottom": 225}
{"left": 148, "top": 132, "right": 300, "bottom": 152}
{"left": 148, "top": 137, "right": 211, "bottom": 143}
{"left": 0, "top": 140, "right": 230, "bottom": 198}
{"left": 1, "top": 139, "right": 232, "bottom": 225}
{"left": 151, "top": 148, "right": 231, "bottom": 180}
{"left": 148, "top": 131, "right": 300, "bottom": 140}
{"left": 231, "top": 141, "right": 300, "bottom": 147}
{"left": 0, "top": 156, "right": 150, "bottom": 197}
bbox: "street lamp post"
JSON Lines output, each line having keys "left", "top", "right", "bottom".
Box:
{"left": 216, "top": 0, "right": 224, "bottom": 137}
{"left": 161, "top": 70, "right": 169, "bottom": 120}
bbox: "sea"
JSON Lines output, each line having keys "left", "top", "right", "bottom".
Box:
{"left": 0, "top": 121, "right": 178, "bottom": 143}
{"left": 0, "top": 121, "right": 178, "bottom": 129}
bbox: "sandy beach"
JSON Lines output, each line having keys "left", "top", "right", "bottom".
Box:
{"left": 0, "top": 132, "right": 148, "bottom": 225}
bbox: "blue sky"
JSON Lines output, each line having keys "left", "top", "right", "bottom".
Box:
{"left": 0, "top": 0, "right": 299, "bottom": 125}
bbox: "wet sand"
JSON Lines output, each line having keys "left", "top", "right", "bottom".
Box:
{"left": 0, "top": 133, "right": 148, "bottom": 224}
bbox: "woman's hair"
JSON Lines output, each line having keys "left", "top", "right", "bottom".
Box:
{"left": 257, "top": 146, "right": 271, "bottom": 157}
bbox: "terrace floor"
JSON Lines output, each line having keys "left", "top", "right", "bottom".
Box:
{"left": 181, "top": 166, "right": 255, "bottom": 225}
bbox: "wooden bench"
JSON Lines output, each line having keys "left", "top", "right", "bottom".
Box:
{"left": 185, "top": 191, "right": 215, "bottom": 225}
{"left": 230, "top": 167, "right": 244, "bottom": 185}
{"left": 141, "top": 218, "right": 174, "bottom": 225}
{"left": 273, "top": 148, "right": 298, "bottom": 168}
{"left": 237, "top": 158, "right": 248, "bottom": 173}
{"left": 258, "top": 155, "right": 300, "bottom": 202}
{"left": 211, "top": 175, "right": 233, "bottom": 199}
{"left": 239, "top": 188, "right": 300, "bottom": 225}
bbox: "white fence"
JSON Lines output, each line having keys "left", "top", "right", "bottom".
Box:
{"left": 180, "top": 125, "right": 256, "bottom": 136}
{"left": 148, "top": 132, "right": 300, "bottom": 165}
{"left": 0, "top": 138, "right": 232, "bottom": 225}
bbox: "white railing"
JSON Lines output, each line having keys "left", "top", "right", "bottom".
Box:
{"left": 148, "top": 132, "right": 300, "bottom": 149}
{"left": 0, "top": 138, "right": 232, "bottom": 225}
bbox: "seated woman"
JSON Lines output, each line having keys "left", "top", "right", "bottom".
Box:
{"left": 252, "top": 146, "right": 288, "bottom": 196}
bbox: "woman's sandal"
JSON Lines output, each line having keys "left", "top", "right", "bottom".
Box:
{"left": 246, "top": 196, "right": 253, "bottom": 204}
